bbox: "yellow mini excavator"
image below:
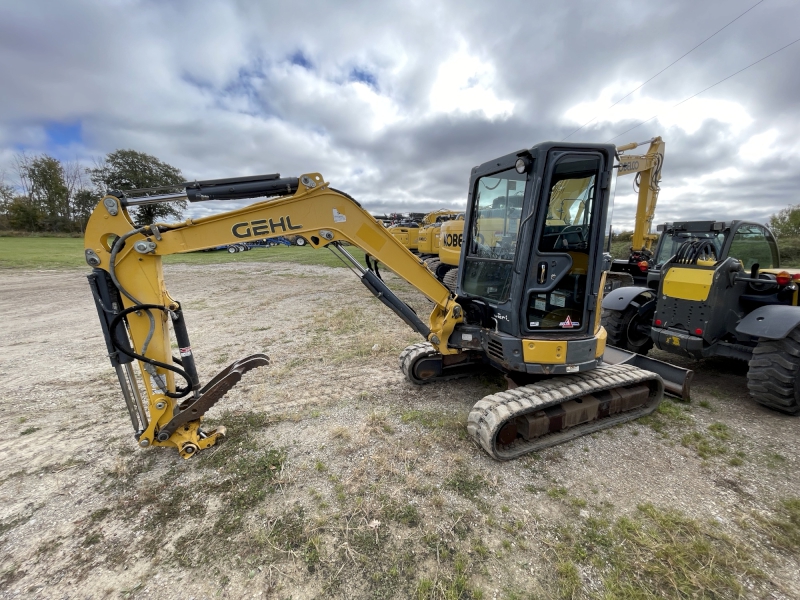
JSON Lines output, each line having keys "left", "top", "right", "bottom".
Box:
{"left": 85, "top": 142, "right": 692, "bottom": 460}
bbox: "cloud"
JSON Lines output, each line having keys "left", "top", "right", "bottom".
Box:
{"left": 0, "top": 0, "right": 799, "bottom": 234}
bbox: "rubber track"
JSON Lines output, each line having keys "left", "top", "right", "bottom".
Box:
{"left": 443, "top": 268, "right": 457, "bottom": 292}
{"left": 424, "top": 258, "right": 441, "bottom": 274}
{"left": 747, "top": 329, "right": 800, "bottom": 414}
{"left": 399, "top": 342, "right": 473, "bottom": 385}
{"left": 467, "top": 363, "right": 663, "bottom": 460}
{"left": 399, "top": 342, "right": 435, "bottom": 384}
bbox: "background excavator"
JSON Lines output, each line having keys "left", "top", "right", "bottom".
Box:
{"left": 84, "top": 142, "right": 691, "bottom": 460}
{"left": 388, "top": 209, "right": 460, "bottom": 254}
{"left": 606, "top": 137, "right": 665, "bottom": 289}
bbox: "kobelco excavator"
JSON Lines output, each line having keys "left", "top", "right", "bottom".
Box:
{"left": 85, "top": 142, "right": 691, "bottom": 460}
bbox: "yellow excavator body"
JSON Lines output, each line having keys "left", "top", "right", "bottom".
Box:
{"left": 85, "top": 143, "right": 691, "bottom": 462}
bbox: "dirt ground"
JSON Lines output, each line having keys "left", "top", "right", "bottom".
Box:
{"left": 0, "top": 262, "right": 798, "bottom": 599}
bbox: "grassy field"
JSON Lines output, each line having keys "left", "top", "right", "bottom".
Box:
{"left": 4, "top": 235, "right": 800, "bottom": 270}
{"left": 0, "top": 237, "right": 362, "bottom": 270}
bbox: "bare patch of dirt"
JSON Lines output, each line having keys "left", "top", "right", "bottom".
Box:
{"left": 0, "top": 262, "right": 798, "bottom": 599}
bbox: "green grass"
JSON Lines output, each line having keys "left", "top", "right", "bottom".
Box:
{"left": 551, "top": 502, "right": 763, "bottom": 599}
{"left": 0, "top": 236, "right": 367, "bottom": 270}
{"left": 0, "top": 236, "right": 86, "bottom": 269}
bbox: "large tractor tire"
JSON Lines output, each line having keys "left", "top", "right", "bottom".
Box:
{"left": 747, "top": 329, "right": 800, "bottom": 414}
{"left": 601, "top": 305, "right": 654, "bottom": 355}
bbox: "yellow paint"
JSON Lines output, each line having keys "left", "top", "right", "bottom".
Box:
{"left": 356, "top": 223, "right": 386, "bottom": 252}
{"left": 523, "top": 340, "right": 566, "bottom": 364}
{"left": 594, "top": 272, "right": 607, "bottom": 334}
{"left": 663, "top": 267, "right": 714, "bottom": 302}
{"left": 439, "top": 218, "right": 463, "bottom": 266}
{"left": 595, "top": 326, "right": 607, "bottom": 357}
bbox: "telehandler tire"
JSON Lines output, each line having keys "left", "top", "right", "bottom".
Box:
{"left": 601, "top": 305, "right": 654, "bottom": 355}
{"left": 747, "top": 328, "right": 800, "bottom": 415}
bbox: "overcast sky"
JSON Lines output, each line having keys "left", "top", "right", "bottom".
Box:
{"left": 1, "top": 0, "right": 799, "bottom": 230}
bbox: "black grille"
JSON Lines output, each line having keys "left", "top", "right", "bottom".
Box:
{"left": 487, "top": 339, "right": 505, "bottom": 362}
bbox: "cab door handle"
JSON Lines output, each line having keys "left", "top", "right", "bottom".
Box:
{"left": 537, "top": 261, "right": 547, "bottom": 284}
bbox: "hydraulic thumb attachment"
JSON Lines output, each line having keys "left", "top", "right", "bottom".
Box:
{"left": 88, "top": 267, "right": 270, "bottom": 458}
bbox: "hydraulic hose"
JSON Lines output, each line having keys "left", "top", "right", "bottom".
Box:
{"left": 109, "top": 304, "right": 192, "bottom": 399}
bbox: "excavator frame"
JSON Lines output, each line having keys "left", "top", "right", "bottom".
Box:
{"left": 85, "top": 143, "right": 690, "bottom": 460}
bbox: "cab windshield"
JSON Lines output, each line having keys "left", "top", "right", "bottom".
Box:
{"left": 461, "top": 167, "right": 527, "bottom": 302}
{"left": 655, "top": 231, "right": 726, "bottom": 266}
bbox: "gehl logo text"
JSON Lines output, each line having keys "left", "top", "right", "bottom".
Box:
{"left": 232, "top": 216, "right": 302, "bottom": 238}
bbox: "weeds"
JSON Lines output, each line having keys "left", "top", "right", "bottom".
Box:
{"left": 752, "top": 497, "right": 800, "bottom": 552}
{"left": 640, "top": 398, "right": 693, "bottom": 434}
{"left": 549, "top": 502, "right": 763, "bottom": 598}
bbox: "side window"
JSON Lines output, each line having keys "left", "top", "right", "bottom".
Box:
{"left": 728, "top": 225, "right": 777, "bottom": 270}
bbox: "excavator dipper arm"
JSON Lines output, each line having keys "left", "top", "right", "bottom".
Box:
{"left": 84, "top": 173, "right": 463, "bottom": 457}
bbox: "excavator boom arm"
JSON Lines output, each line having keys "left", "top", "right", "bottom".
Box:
{"left": 84, "top": 173, "right": 463, "bottom": 457}
{"left": 616, "top": 137, "right": 665, "bottom": 254}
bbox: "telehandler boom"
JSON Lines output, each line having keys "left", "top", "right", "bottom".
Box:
{"left": 85, "top": 143, "right": 691, "bottom": 460}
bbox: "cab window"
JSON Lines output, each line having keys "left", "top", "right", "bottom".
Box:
{"left": 728, "top": 225, "right": 778, "bottom": 270}
{"left": 461, "top": 167, "right": 527, "bottom": 302}
{"left": 526, "top": 155, "right": 600, "bottom": 331}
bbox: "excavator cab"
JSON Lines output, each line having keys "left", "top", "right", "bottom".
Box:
{"left": 454, "top": 143, "right": 612, "bottom": 375}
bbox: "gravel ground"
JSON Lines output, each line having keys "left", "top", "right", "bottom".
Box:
{"left": 0, "top": 262, "right": 798, "bottom": 599}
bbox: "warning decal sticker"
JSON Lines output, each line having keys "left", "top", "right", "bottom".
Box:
{"left": 559, "top": 315, "right": 580, "bottom": 328}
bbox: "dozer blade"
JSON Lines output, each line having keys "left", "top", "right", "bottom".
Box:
{"left": 602, "top": 345, "right": 693, "bottom": 401}
{"left": 467, "top": 363, "right": 663, "bottom": 460}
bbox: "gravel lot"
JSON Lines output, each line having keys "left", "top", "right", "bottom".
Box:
{"left": 0, "top": 262, "right": 798, "bottom": 599}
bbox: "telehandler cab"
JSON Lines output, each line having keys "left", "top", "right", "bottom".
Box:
{"left": 85, "top": 142, "right": 691, "bottom": 460}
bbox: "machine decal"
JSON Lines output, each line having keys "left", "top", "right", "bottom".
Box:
{"left": 529, "top": 321, "right": 540, "bottom": 328}
{"left": 666, "top": 335, "right": 681, "bottom": 346}
{"left": 232, "top": 216, "right": 303, "bottom": 238}
{"left": 443, "top": 233, "right": 463, "bottom": 248}
{"left": 550, "top": 293, "right": 566, "bottom": 308}
{"left": 179, "top": 346, "right": 192, "bottom": 357}
{"left": 333, "top": 208, "right": 347, "bottom": 223}
{"left": 534, "top": 298, "right": 546, "bottom": 311}
{"left": 559, "top": 316, "right": 579, "bottom": 328}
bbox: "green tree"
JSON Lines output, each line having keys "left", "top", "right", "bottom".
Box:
{"left": 768, "top": 205, "right": 800, "bottom": 238}
{"left": 8, "top": 197, "right": 41, "bottom": 231}
{"left": 17, "top": 155, "right": 71, "bottom": 230}
{"left": 73, "top": 189, "right": 100, "bottom": 233}
{"left": 89, "top": 149, "right": 186, "bottom": 226}
{"left": 0, "top": 177, "right": 14, "bottom": 229}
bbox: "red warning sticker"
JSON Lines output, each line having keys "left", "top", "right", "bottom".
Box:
{"left": 559, "top": 316, "right": 579, "bottom": 328}
{"left": 179, "top": 346, "right": 192, "bottom": 357}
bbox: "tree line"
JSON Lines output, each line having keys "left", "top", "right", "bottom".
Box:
{"left": 2, "top": 151, "right": 800, "bottom": 238}
{"left": 0, "top": 149, "right": 187, "bottom": 233}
